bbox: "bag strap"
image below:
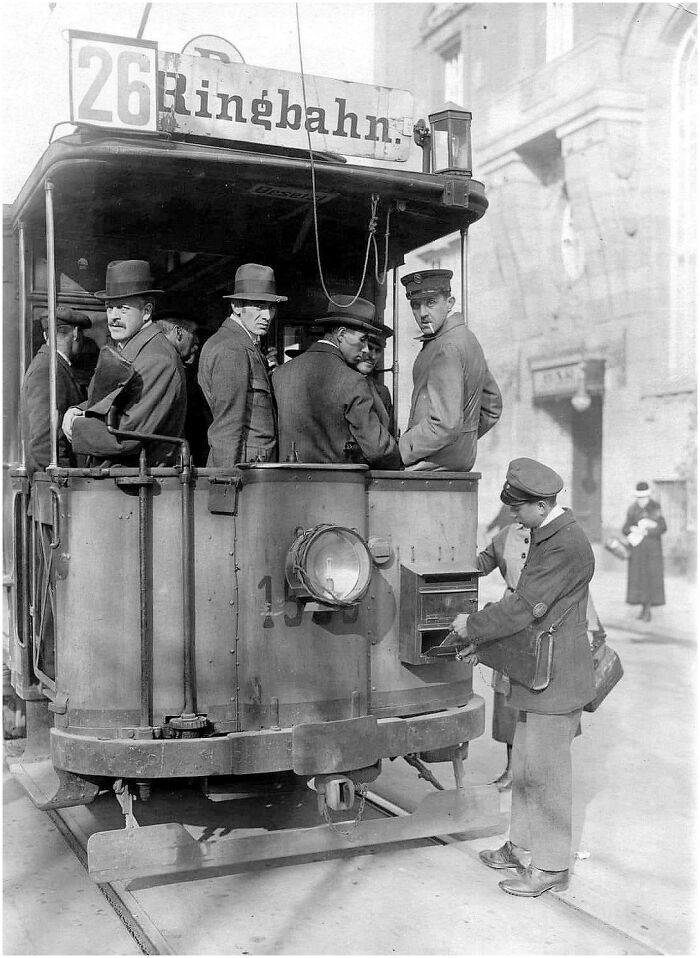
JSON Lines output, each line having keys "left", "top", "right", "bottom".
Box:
{"left": 545, "top": 601, "right": 579, "bottom": 634}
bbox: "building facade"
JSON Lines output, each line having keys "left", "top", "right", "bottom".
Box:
{"left": 374, "top": 2, "right": 696, "bottom": 572}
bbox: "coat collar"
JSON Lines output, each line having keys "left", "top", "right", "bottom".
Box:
{"left": 532, "top": 507, "right": 575, "bottom": 544}
{"left": 118, "top": 322, "right": 163, "bottom": 361}
{"left": 414, "top": 311, "right": 464, "bottom": 342}
{"left": 307, "top": 340, "right": 347, "bottom": 361}
{"left": 37, "top": 343, "right": 72, "bottom": 369}
{"left": 221, "top": 316, "right": 263, "bottom": 351}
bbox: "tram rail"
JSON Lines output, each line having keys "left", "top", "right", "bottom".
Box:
{"left": 37, "top": 782, "right": 662, "bottom": 957}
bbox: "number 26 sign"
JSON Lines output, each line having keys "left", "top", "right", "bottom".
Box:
{"left": 69, "top": 31, "right": 158, "bottom": 132}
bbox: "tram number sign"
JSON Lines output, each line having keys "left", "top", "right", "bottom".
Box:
{"left": 69, "top": 32, "right": 158, "bottom": 132}
{"left": 68, "top": 31, "right": 414, "bottom": 162}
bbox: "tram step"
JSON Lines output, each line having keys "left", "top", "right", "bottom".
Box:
{"left": 8, "top": 758, "right": 100, "bottom": 810}
{"left": 87, "top": 785, "right": 499, "bottom": 884}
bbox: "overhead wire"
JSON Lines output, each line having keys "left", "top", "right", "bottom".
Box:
{"left": 294, "top": 4, "right": 391, "bottom": 307}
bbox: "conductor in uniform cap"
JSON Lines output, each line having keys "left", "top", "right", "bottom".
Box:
{"left": 399, "top": 269, "right": 502, "bottom": 471}
{"left": 450, "top": 458, "right": 595, "bottom": 898}
{"left": 272, "top": 295, "right": 400, "bottom": 467}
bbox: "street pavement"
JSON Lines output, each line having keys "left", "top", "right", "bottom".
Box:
{"left": 378, "top": 543, "right": 698, "bottom": 954}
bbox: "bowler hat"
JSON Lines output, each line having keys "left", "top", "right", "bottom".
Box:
{"left": 401, "top": 269, "right": 453, "bottom": 300}
{"left": 95, "top": 260, "right": 164, "bottom": 300}
{"left": 40, "top": 306, "right": 92, "bottom": 330}
{"left": 223, "top": 264, "right": 287, "bottom": 303}
{"left": 317, "top": 295, "right": 393, "bottom": 338}
{"left": 634, "top": 481, "right": 651, "bottom": 497}
{"left": 500, "top": 457, "right": 563, "bottom": 506}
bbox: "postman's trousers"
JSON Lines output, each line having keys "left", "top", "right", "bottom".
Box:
{"left": 509, "top": 708, "right": 581, "bottom": 871}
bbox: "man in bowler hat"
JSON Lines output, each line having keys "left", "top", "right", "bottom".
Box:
{"left": 20, "top": 306, "right": 92, "bottom": 475}
{"left": 198, "top": 264, "right": 283, "bottom": 469}
{"left": 272, "top": 295, "right": 400, "bottom": 467}
{"left": 451, "top": 458, "right": 596, "bottom": 897}
{"left": 399, "top": 269, "right": 501, "bottom": 471}
{"left": 62, "top": 260, "right": 186, "bottom": 466}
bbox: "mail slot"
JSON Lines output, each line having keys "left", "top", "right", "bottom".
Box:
{"left": 399, "top": 565, "right": 479, "bottom": 665}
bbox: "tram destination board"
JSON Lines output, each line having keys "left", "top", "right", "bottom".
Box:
{"left": 69, "top": 30, "right": 414, "bottom": 161}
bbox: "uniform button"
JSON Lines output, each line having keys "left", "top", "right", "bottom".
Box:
{"left": 523, "top": 538, "right": 529, "bottom": 544}
{"left": 521, "top": 553, "right": 527, "bottom": 558}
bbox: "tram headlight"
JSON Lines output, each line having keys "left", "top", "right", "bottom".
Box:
{"left": 285, "top": 524, "right": 372, "bottom": 607}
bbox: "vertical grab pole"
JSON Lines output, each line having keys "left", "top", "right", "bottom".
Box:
{"left": 44, "top": 181, "right": 59, "bottom": 468}
{"left": 18, "top": 221, "right": 29, "bottom": 465}
{"left": 180, "top": 443, "right": 196, "bottom": 716}
{"left": 392, "top": 267, "right": 400, "bottom": 428}
{"left": 17, "top": 222, "right": 33, "bottom": 655}
{"left": 460, "top": 225, "right": 469, "bottom": 327}
{"left": 137, "top": 448, "right": 153, "bottom": 729}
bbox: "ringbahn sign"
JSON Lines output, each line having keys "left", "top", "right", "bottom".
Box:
{"left": 69, "top": 30, "right": 415, "bottom": 162}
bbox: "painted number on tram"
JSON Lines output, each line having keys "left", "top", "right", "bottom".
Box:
{"left": 69, "top": 31, "right": 158, "bottom": 132}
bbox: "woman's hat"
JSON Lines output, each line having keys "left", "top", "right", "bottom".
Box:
{"left": 634, "top": 481, "right": 651, "bottom": 497}
{"left": 95, "top": 260, "right": 164, "bottom": 300}
{"left": 317, "top": 295, "right": 393, "bottom": 338}
{"left": 223, "top": 264, "right": 287, "bottom": 303}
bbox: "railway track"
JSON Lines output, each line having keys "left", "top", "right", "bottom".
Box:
{"left": 43, "top": 784, "right": 662, "bottom": 956}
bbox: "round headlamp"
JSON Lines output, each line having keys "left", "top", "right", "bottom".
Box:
{"left": 285, "top": 524, "right": 372, "bottom": 606}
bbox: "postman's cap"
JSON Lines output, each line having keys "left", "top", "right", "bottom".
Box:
{"left": 500, "top": 457, "right": 563, "bottom": 505}
{"left": 40, "top": 306, "right": 92, "bottom": 331}
{"left": 401, "top": 269, "right": 453, "bottom": 300}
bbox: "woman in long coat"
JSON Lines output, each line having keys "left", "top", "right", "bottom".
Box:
{"left": 622, "top": 481, "right": 667, "bottom": 621}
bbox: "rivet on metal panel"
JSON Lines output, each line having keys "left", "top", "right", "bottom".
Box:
{"left": 229, "top": 600, "right": 235, "bottom": 605}
{"left": 229, "top": 551, "right": 234, "bottom": 556}
{"left": 411, "top": 545, "right": 415, "bottom": 562}
{"left": 371, "top": 639, "right": 377, "bottom": 645}
{"left": 229, "top": 649, "right": 235, "bottom": 654}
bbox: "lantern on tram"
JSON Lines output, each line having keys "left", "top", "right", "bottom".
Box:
{"left": 428, "top": 104, "right": 473, "bottom": 176}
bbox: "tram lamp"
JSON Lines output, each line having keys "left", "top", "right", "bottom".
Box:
{"left": 285, "top": 524, "right": 373, "bottom": 607}
{"left": 428, "top": 105, "right": 473, "bottom": 176}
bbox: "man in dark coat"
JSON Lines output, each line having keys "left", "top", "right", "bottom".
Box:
{"left": 399, "top": 269, "right": 502, "bottom": 471}
{"left": 622, "top": 480, "right": 666, "bottom": 620}
{"left": 62, "top": 260, "right": 186, "bottom": 467}
{"left": 198, "top": 264, "right": 283, "bottom": 469}
{"left": 354, "top": 333, "right": 394, "bottom": 435}
{"left": 272, "top": 296, "right": 400, "bottom": 467}
{"left": 451, "top": 458, "right": 595, "bottom": 897}
{"left": 20, "top": 306, "right": 92, "bottom": 475}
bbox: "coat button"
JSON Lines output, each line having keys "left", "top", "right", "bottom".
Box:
{"left": 521, "top": 553, "right": 527, "bottom": 558}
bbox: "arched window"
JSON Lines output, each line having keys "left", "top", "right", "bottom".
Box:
{"left": 669, "top": 22, "right": 697, "bottom": 377}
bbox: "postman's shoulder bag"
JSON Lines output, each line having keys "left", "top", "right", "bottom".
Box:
{"left": 583, "top": 630, "right": 624, "bottom": 712}
{"left": 475, "top": 603, "right": 577, "bottom": 692}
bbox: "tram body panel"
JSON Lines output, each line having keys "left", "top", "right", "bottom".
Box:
{"left": 366, "top": 473, "right": 479, "bottom": 717}
{"left": 233, "top": 467, "right": 371, "bottom": 731}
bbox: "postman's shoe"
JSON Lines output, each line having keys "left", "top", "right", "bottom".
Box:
{"left": 499, "top": 866, "right": 569, "bottom": 897}
{"left": 479, "top": 841, "right": 529, "bottom": 870}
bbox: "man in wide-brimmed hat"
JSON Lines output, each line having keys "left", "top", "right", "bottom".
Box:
{"left": 198, "top": 263, "right": 285, "bottom": 468}
{"left": 62, "top": 260, "right": 186, "bottom": 466}
{"left": 271, "top": 295, "right": 400, "bottom": 467}
{"left": 399, "top": 269, "right": 502, "bottom": 471}
{"left": 20, "top": 306, "right": 92, "bottom": 474}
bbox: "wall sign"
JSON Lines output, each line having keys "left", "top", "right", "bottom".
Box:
{"left": 531, "top": 358, "right": 604, "bottom": 399}
{"left": 69, "top": 31, "right": 414, "bottom": 162}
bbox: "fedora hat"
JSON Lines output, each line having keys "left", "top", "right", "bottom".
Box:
{"left": 95, "top": 260, "right": 164, "bottom": 300}
{"left": 317, "top": 295, "right": 393, "bottom": 338}
{"left": 223, "top": 264, "right": 287, "bottom": 303}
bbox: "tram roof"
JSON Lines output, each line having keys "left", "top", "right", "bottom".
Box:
{"left": 9, "top": 129, "right": 487, "bottom": 268}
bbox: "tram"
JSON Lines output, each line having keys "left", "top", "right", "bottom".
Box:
{"left": 3, "top": 31, "right": 496, "bottom": 881}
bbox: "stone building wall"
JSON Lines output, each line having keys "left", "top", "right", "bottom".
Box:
{"left": 374, "top": 2, "right": 696, "bottom": 572}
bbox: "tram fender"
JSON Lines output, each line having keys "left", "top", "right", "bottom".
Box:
{"left": 87, "top": 785, "right": 500, "bottom": 885}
